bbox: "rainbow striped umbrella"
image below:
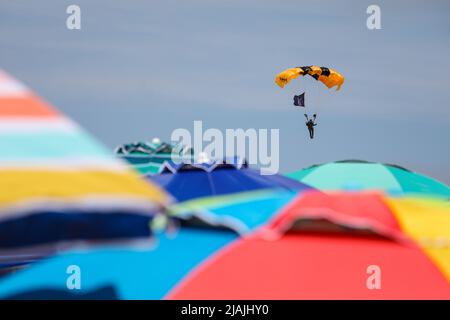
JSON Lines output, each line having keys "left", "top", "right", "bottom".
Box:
{"left": 287, "top": 160, "right": 450, "bottom": 198}
{"left": 0, "top": 71, "right": 169, "bottom": 265}
{"left": 168, "top": 192, "right": 450, "bottom": 299}
{"left": 1, "top": 192, "right": 448, "bottom": 299}
{"left": 0, "top": 187, "right": 312, "bottom": 298}
{"left": 0, "top": 188, "right": 305, "bottom": 298}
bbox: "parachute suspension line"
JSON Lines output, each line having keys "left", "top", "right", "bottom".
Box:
{"left": 300, "top": 77, "right": 311, "bottom": 116}
{"left": 313, "top": 76, "right": 325, "bottom": 117}
{"left": 315, "top": 78, "right": 322, "bottom": 116}
{"left": 275, "top": 65, "right": 345, "bottom": 125}
{"left": 309, "top": 77, "right": 319, "bottom": 117}
{"left": 301, "top": 77, "right": 308, "bottom": 116}
{"left": 314, "top": 78, "right": 319, "bottom": 115}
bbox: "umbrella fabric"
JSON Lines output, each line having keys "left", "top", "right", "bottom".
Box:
{"left": 0, "top": 71, "right": 168, "bottom": 258}
{"left": 0, "top": 227, "right": 238, "bottom": 300}
{"left": 150, "top": 159, "right": 312, "bottom": 235}
{"left": 4, "top": 285, "right": 120, "bottom": 300}
{"left": 167, "top": 192, "right": 450, "bottom": 299}
{"left": 169, "top": 189, "right": 301, "bottom": 233}
{"left": 119, "top": 156, "right": 163, "bottom": 175}
{"left": 116, "top": 141, "right": 193, "bottom": 175}
{"left": 0, "top": 189, "right": 304, "bottom": 298}
{"left": 1, "top": 192, "right": 448, "bottom": 300}
{"left": 385, "top": 197, "right": 450, "bottom": 280}
{"left": 286, "top": 160, "right": 450, "bottom": 198}
{"left": 149, "top": 159, "right": 311, "bottom": 202}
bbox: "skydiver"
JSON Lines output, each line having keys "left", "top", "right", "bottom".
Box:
{"left": 304, "top": 114, "right": 317, "bottom": 139}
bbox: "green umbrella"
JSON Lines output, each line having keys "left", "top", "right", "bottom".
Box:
{"left": 286, "top": 160, "right": 450, "bottom": 198}
{"left": 115, "top": 140, "right": 194, "bottom": 175}
{"left": 121, "top": 155, "right": 169, "bottom": 175}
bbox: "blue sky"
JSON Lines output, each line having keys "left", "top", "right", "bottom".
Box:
{"left": 1, "top": 1, "right": 449, "bottom": 182}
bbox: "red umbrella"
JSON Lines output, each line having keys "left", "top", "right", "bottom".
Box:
{"left": 167, "top": 192, "right": 450, "bottom": 299}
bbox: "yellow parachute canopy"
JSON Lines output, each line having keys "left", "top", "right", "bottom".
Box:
{"left": 275, "top": 66, "right": 344, "bottom": 91}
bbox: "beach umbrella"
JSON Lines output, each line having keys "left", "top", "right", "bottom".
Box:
{"left": 149, "top": 158, "right": 310, "bottom": 202}
{"left": 385, "top": 196, "right": 450, "bottom": 281}
{"left": 0, "top": 221, "right": 239, "bottom": 299}
{"left": 150, "top": 158, "right": 313, "bottom": 233}
{"left": 115, "top": 139, "right": 193, "bottom": 175}
{"left": 0, "top": 70, "right": 169, "bottom": 265}
{"left": 287, "top": 160, "right": 450, "bottom": 198}
{"left": 0, "top": 188, "right": 316, "bottom": 299}
{"left": 167, "top": 192, "right": 450, "bottom": 299}
{"left": 1, "top": 192, "right": 448, "bottom": 299}
{"left": 0, "top": 154, "right": 314, "bottom": 298}
{"left": 0, "top": 188, "right": 311, "bottom": 298}
{"left": 169, "top": 189, "right": 303, "bottom": 233}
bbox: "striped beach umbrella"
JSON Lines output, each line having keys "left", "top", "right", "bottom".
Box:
{"left": 287, "top": 160, "right": 450, "bottom": 198}
{"left": 2, "top": 192, "right": 448, "bottom": 299}
{"left": 115, "top": 140, "right": 194, "bottom": 175}
{"left": 0, "top": 71, "right": 169, "bottom": 265}
{"left": 167, "top": 192, "right": 450, "bottom": 299}
{"left": 0, "top": 151, "right": 313, "bottom": 297}
{"left": 0, "top": 189, "right": 305, "bottom": 299}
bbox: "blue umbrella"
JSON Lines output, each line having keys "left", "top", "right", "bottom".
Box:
{"left": 0, "top": 187, "right": 317, "bottom": 299}
{"left": 0, "top": 186, "right": 321, "bottom": 300}
{"left": 0, "top": 224, "right": 238, "bottom": 300}
{"left": 0, "top": 159, "right": 316, "bottom": 299}
{"left": 148, "top": 158, "right": 311, "bottom": 202}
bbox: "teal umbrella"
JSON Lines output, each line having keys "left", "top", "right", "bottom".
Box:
{"left": 115, "top": 140, "right": 194, "bottom": 175}
{"left": 286, "top": 160, "right": 450, "bottom": 198}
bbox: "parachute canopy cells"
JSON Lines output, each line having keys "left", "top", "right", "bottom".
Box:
{"left": 275, "top": 66, "right": 344, "bottom": 91}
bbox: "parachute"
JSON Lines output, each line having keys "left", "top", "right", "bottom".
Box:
{"left": 275, "top": 66, "right": 344, "bottom": 91}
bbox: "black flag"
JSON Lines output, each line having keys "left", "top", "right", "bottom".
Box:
{"left": 293, "top": 92, "right": 305, "bottom": 107}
